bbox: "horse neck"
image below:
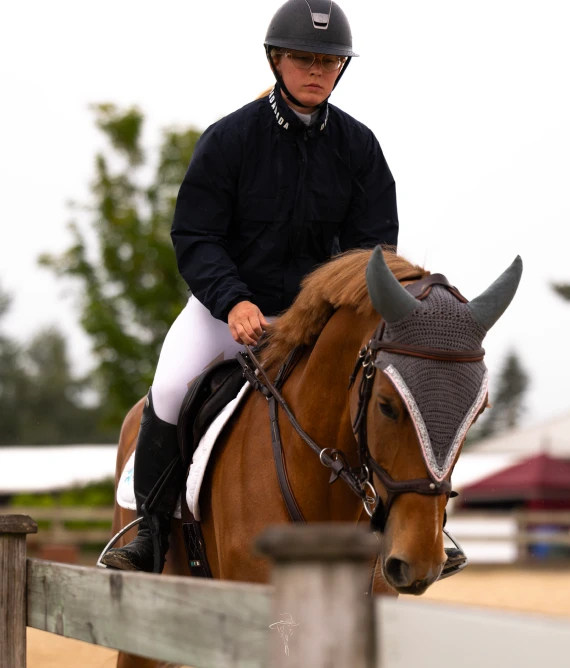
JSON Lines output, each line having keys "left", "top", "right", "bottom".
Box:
{"left": 279, "top": 306, "right": 379, "bottom": 521}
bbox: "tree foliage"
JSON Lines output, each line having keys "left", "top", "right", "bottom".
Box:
{"left": 41, "top": 105, "right": 201, "bottom": 427}
{"left": 11, "top": 479, "right": 115, "bottom": 507}
{"left": 552, "top": 283, "right": 570, "bottom": 301}
{"left": 0, "top": 286, "right": 25, "bottom": 444}
{"left": 0, "top": 285, "right": 113, "bottom": 445}
{"left": 468, "top": 350, "right": 530, "bottom": 443}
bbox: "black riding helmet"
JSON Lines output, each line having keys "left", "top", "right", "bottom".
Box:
{"left": 264, "top": 0, "right": 359, "bottom": 109}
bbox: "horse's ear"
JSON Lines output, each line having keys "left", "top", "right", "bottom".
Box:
{"left": 467, "top": 256, "right": 523, "bottom": 331}
{"left": 366, "top": 246, "right": 418, "bottom": 322}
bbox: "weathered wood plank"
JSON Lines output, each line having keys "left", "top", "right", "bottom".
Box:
{"left": 257, "top": 524, "right": 378, "bottom": 668}
{"left": 1, "top": 506, "right": 113, "bottom": 521}
{"left": 26, "top": 529, "right": 112, "bottom": 545}
{"left": 0, "top": 515, "right": 37, "bottom": 668}
{"left": 0, "top": 514, "right": 38, "bottom": 534}
{"left": 376, "top": 598, "right": 570, "bottom": 668}
{"left": 256, "top": 523, "right": 380, "bottom": 561}
{"left": 27, "top": 559, "right": 271, "bottom": 668}
{"left": 267, "top": 561, "right": 375, "bottom": 668}
{"left": 0, "top": 508, "right": 111, "bottom": 546}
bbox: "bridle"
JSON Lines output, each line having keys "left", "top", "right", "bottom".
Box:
{"left": 238, "top": 273, "right": 485, "bottom": 533}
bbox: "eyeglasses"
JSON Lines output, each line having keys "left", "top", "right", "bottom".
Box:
{"left": 282, "top": 50, "right": 346, "bottom": 73}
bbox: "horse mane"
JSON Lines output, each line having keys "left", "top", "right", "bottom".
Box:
{"left": 256, "top": 86, "right": 273, "bottom": 99}
{"left": 261, "top": 249, "right": 429, "bottom": 368}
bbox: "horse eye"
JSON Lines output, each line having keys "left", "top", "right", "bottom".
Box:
{"left": 379, "top": 401, "right": 398, "bottom": 421}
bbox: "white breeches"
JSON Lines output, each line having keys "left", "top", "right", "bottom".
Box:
{"left": 152, "top": 296, "right": 245, "bottom": 424}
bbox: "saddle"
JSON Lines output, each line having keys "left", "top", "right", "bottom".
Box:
{"left": 142, "top": 358, "right": 244, "bottom": 556}
{"left": 171, "top": 358, "right": 245, "bottom": 578}
{"left": 177, "top": 358, "right": 245, "bottom": 469}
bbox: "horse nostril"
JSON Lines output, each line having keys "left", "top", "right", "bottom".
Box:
{"left": 385, "top": 557, "right": 411, "bottom": 587}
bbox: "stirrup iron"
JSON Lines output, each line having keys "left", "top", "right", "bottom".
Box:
{"left": 97, "top": 517, "right": 144, "bottom": 569}
{"left": 440, "top": 528, "right": 468, "bottom": 580}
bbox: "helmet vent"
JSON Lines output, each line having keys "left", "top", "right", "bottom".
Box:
{"left": 304, "top": 0, "right": 332, "bottom": 30}
{"left": 312, "top": 12, "right": 329, "bottom": 29}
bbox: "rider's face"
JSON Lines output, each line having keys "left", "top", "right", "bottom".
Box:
{"left": 274, "top": 50, "right": 343, "bottom": 113}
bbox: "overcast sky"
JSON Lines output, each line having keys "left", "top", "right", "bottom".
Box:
{"left": 1, "top": 0, "right": 569, "bottom": 426}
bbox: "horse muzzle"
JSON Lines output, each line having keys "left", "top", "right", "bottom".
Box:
{"left": 383, "top": 554, "right": 444, "bottom": 595}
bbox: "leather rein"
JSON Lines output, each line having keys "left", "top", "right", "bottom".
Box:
{"left": 237, "top": 273, "right": 485, "bottom": 531}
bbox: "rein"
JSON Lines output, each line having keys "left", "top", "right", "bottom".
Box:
{"left": 238, "top": 273, "right": 481, "bottom": 532}
{"left": 237, "top": 346, "right": 369, "bottom": 524}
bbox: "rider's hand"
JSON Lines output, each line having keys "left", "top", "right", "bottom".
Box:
{"left": 228, "top": 301, "right": 269, "bottom": 346}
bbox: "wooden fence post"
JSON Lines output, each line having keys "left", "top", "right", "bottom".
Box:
{"left": 0, "top": 514, "right": 37, "bottom": 668}
{"left": 256, "top": 523, "right": 379, "bottom": 668}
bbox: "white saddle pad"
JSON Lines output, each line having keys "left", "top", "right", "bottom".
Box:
{"left": 117, "top": 383, "right": 250, "bottom": 521}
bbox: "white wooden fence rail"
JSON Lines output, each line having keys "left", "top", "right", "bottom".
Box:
{"left": 377, "top": 598, "right": 570, "bottom": 667}
{"left": 6, "top": 506, "right": 570, "bottom": 558}
{"left": 1, "top": 514, "right": 570, "bottom": 668}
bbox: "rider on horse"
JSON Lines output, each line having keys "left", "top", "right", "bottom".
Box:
{"left": 102, "top": 0, "right": 400, "bottom": 573}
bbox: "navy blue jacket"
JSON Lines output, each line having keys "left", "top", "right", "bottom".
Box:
{"left": 171, "top": 84, "right": 398, "bottom": 321}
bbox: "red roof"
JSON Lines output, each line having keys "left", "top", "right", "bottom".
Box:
{"left": 461, "top": 453, "right": 570, "bottom": 502}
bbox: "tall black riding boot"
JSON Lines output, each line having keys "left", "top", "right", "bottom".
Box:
{"left": 101, "top": 389, "right": 183, "bottom": 573}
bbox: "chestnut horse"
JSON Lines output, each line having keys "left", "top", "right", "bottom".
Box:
{"left": 109, "top": 248, "right": 521, "bottom": 668}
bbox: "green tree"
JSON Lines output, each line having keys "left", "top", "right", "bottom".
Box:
{"left": 468, "top": 350, "right": 530, "bottom": 443}
{"left": 17, "top": 328, "right": 113, "bottom": 444}
{"left": 0, "top": 286, "right": 27, "bottom": 443}
{"left": 552, "top": 282, "right": 570, "bottom": 301}
{"left": 41, "top": 105, "right": 201, "bottom": 427}
{"left": 0, "top": 285, "right": 113, "bottom": 445}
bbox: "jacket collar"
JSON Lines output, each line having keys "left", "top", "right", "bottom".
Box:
{"left": 268, "top": 84, "right": 329, "bottom": 135}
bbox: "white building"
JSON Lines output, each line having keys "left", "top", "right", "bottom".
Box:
{"left": 2, "top": 410, "right": 570, "bottom": 498}
{"left": 0, "top": 445, "right": 117, "bottom": 496}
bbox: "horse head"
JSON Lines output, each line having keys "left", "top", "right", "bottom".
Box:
{"left": 359, "top": 247, "right": 522, "bottom": 594}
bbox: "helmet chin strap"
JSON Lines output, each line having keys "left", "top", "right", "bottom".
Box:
{"left": 265, "top": 46, "right": 351, "bottom": 109}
